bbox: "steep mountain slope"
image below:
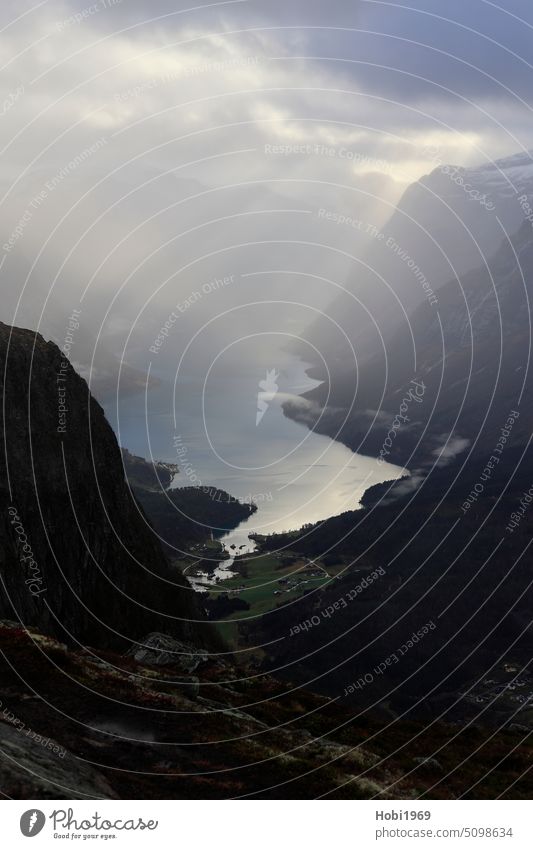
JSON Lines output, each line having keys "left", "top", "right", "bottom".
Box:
{"left": 286, "top": 220, "right": 533, "bottom": 468}
{"left": 304, "top": 150, "right": 533, "bottom": 372}
{"left": 0, "top": 322, "right": 210, "bottom": 650}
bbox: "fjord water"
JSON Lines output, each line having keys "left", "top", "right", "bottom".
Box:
{"left": 108, "top": 354, "right": 405, "bottom": 553}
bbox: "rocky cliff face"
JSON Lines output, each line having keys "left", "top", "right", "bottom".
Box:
{"left": 0, "top": 322, "right": 210, "bottom": 650}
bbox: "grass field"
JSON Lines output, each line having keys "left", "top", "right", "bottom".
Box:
{"left": 174, "top": 547, "right": 347, "bottom": 646}
{"left": 205, "top": 552, "right": 346, "bottom": 645}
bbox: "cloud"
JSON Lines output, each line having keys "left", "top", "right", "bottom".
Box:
{"left": 379, "top": 431, "right": 471, "bottom": 503}
{"left": 84, "top": 0, "right": 533, "bottom": 108}
{"left": 0, "top": 7, "right": 408, "bottom": 383}
{"left": 381, "top": 469, "right": 425, "bottom": 503}
{"left": 281, "top": 396, "right": 346, "bottom": 430}
{"left": 431, "top": 434, "right": 471, "bottom": 467}
{"left": 1, "top": 0, "right": 532, "bottom": 406}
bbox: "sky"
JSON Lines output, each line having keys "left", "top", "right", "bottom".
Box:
{"left": 1, "top": 0, "right": 532, "bottom": 401}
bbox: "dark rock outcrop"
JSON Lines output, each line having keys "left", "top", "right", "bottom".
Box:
{"left": 126, "top": 632, "right": 208, "bottom": 671}
{"left": 0, "top": 722, "right": 119, "bottom": 800}
{"left": 0, "top": 322, "right": 210, "bottom": 650}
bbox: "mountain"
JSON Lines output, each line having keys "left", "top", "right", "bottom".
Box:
{"left": 286, "top": 206, "right": 533, "bottom": 470}
{"left": 0, "top": 322, "right": 210, "bottom": 650}
{"left": 247, "top": 447, "right": 533, "bottom": 725}
{"left": 268, "top": 170, "right": 533, "bottom": 728}
{"left": 302, "top": 150, "right": 533, "bottom": 371}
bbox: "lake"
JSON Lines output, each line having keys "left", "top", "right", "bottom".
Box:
{"left": 107, "top": 354, "right": 406, "bottom": 582}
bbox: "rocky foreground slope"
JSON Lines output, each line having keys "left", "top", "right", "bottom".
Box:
{"left": 0, "top": 621, "right": 531, "bottom": 799}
